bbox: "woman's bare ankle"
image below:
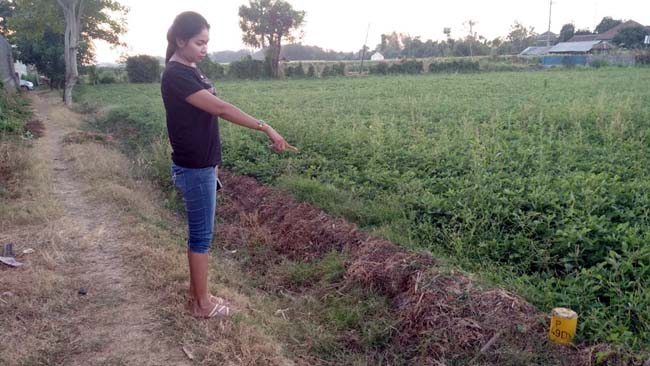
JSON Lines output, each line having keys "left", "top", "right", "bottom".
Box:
{"left": 195, "top": 295, "right": 214, "bottom": 309}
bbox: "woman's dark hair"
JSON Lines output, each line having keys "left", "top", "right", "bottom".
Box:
{"left": 166, "top": 11, "right": 210, "bottom": 64}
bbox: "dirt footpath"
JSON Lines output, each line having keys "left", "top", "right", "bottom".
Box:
{"left": 1, "top": 92, "right": 190, "bottom": 365}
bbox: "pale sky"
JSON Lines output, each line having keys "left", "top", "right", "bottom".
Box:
{"left": 94, "top": 0, "right": 650, "bottom": 63}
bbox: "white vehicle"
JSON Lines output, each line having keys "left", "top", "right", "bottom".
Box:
{"left": 19, "top": 79, "right": 34, "bottom": 91}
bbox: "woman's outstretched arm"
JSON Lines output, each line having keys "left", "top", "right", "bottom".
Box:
{"left": 186, "top": 90, "right": 297, "bottom": 152}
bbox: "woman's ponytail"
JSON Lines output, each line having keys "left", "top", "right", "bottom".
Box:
{"left": 164, "top": 11, "right": 210, "bottom": 65}
{"left": 165, "top": 29, "right": 176, "bottom": 64}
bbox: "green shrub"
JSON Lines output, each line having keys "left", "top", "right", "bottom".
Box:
{"left": 320, "top": 65, "right": 333, "bottom": 77}
{"left": 0, "top": 91, "right": 28, "bottom": 134}
{"left": 285, "top": 62, "right": 306, "bottom": 78}
{"left": 126, "top": 55, "right": 161, "bottom": 83}
{"left": 228, "top": 55, "right": 264, "bottom": 79}
{"left": 428, "top": 59, "right": 480, "bottom": 73}
{"left": 332, "top": 62, "right": 346, "bottom": 76}
{"left": 307, "top": 64, "right": 315, "bottom": 77}
{"left": 590, "top": 59, "right": 609, "bottom": 68}
{"left": 81, "top": 64, "right": 99, "bottom": 85}
{"left": 370, "top": 62, "right": 389, "bottom": 75}
{"left": 198, "top": 57, "right": 225, "bottom": 80}
{"left": 293, "top": 62, "right": 306, "bottom": 77}
{"left": 374, "top": 59, "right": 424, "bottom": 75}
{"left": 98, "top": 72, "right": 116, "bottom": 84}
{"left": 397, "top": 59, "right": 424, "bottom": 74}
{"left": 320, "top": 63, "right": 345, "bottom": 78}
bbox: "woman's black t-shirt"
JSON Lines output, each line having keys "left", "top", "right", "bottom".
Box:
{"left": 161, "top": 61, "right": 221, "bottom": 168}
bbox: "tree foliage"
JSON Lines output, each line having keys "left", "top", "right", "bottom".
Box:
{"left": 13, "top": 28, "right": 66, "bottom": 88}
{"left": 378, "top": 32, "right": 403, "bottom": 59}
{"left": 506, "top": 21, "right": 537, "bottom": 53}
{"left": 574, "top": 29, "right": 593, "bottom": 36}
{"left": 238, "top": 0, "right": 305, "bottom": 78}
{"left": 125, "top": 55, "right": 160, "bottom": 83}
{"left": 6, "top": 0, "right": 127, "bottom": 91}
{"left": 595, "top": 16, "right": 623, "bottom": 34}
{"left": 0, "top": 0, "right": 14, "bottom": 36}
{"left": 198, "top": 57, "right": 225, "bottom": 80}
{"left": 228, "top": 55, "right": 264, "bottom": 79}
{"left": 558, "top": 23, "right": 575, "bottom": 42}
{"left": 613, "top": 26, "right": 649, "bottom": 49}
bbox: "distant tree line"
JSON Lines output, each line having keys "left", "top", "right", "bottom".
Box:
{"left": 210, "top": 43, "right": 366, "bottom": 63}
{"left": 213, "top": 16, "right": 649, "bottom": 65}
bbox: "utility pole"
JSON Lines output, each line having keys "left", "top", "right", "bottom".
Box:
{"left": 547, "top": 0, "right": 553, "bottom": 47}
{"left": 359, "top": 23, "right": 370, "bottom": 75}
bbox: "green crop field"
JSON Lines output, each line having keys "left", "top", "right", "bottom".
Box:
{"left": 77, "top": 67, "right": 650, "bottom": 351}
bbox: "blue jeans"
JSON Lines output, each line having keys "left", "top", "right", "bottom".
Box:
{"left": 171, "top": 163, "right": 217, "bottom": 254}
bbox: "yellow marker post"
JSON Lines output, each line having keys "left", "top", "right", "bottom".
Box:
{"left": 549, "top": 307, "right": 578, "bottom": 345}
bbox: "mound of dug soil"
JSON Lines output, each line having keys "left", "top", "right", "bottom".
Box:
{"left": 218, "top": 171, "right": 633, "bottom": 366}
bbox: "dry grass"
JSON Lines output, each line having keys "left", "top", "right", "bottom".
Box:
{"left": 0, "top": 220, "right": 93, "bottom": 364}
{"left": 2, "top": 95, "right": 297, "bottom": 365}
{"left": 0, "top": 134, "right": 75, "bottom": 365}
{"left": 60, "top": 138, "right": 300, "bottom": 365}
{"left": 0, "top": 136, "right": 61, "bottom": 228}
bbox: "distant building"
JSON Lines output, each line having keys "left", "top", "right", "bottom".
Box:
{"left": 548, "top": 40, "right": 616, "bottom": 54}
{"left": 14, "top": 61, "right": 27, "bottom": 79}
{"left": 519, "top": 46, "right": 552, "bottom": 56}
{"left": 567, "top": 35, "right": 598, "bottom": 42}
{"left": 567, "top": 20, "right": 646, "bottom": 43}
{"left": 370, "top": 52, "right": 384, "bottom": 61}
{"left": 535, "top": 31, "right": 558, "bottom": 46}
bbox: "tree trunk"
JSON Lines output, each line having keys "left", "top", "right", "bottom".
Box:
{"left": 58, "top": 0, "right": 84, "bottom": 107}
{"left": 271, "top": 39, "right": 281, "bottom": 78}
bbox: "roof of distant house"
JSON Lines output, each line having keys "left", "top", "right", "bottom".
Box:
{"left": 568, "top": 34, "right": 598, "bottom": 42}
{"left": 548, "top": 40, "right": 615, "bottom": 53}
{"left": 519, "top": 46, "right": 552, "bottom": 56}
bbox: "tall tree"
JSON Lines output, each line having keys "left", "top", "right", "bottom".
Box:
{"left": 507, "top": 21, "right": 537, "bottom": 53}
{"left": 377, "top": 32, "right": 403, "bottom": 59}
{"left": 8, "top": 0, "right": 126, "bottom": 104}
{"left": 57, "top": 0, "right": 84, "bottom": 106}
{"left": 558, "top": 23, "right": 575, "bottom": 42}
{"left": 0, "top": 0, "right": 14, "bottom": 36}
{"left": 595, "top": 16, "right": 622, "bottom": 34}
{"left": 239, "top": 0, "right": 305, "bottom": 78}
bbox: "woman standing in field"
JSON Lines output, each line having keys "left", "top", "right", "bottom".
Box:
{"left": 161, "top": 11, "right": 296, "bottom": 318}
